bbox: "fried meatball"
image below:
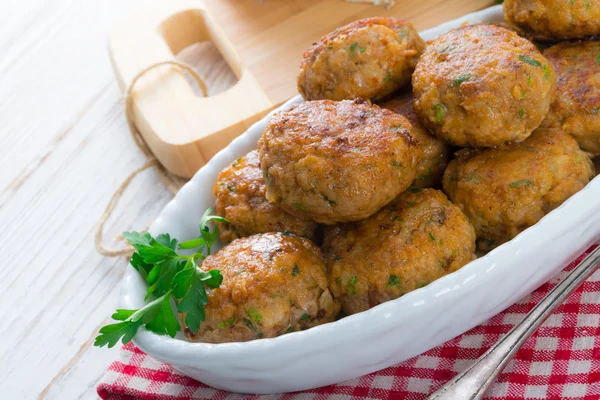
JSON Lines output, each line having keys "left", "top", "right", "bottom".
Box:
{"left": 186, "top": 233, "right": 340, "bottom": 343}
{"left": 443, "top": 129, "right": 595, "bottom": 252}
{"left": 323, "top": 189, "right": 475, "bottom": 315}
{"left": 213, "top": 150, "right": 318, "bottom": 243}
{"left": 379, "top": 91, "right": 453, "bottom": 187}
{"left": 258, "top": 99, "right": 422, "bottom": 225}
{"left": 504, "top": 0, "right": 600, "bottom": 40}
{"left": 541, "top": 41, "right": 600, "bottom": 156}
{"left": 412, "top": 25, "right": 556, "bottom": 148}
{"left": 298, "top": 17, "right": 425, "bottom": 101}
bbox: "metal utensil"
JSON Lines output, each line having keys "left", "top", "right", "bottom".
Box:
{"left": 428, "top": 245, "right": 600, "bottom": 400}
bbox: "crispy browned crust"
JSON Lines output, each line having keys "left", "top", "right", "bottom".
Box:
{"left": 323, "top": 188, "right": 476, "bottom": 315}
{"left": 258, "top": 99, "right": 423, "bottom": 224}
{"left": 298, "top": 17, "right": 425, "bottom": 101}
{"left": 213, "top": 150, "right": 318, "bottom": 243}
{"left": 186, "top": 233, "right": 340, "bottom": 343}
{"left": 443, "top": 128, "right": 595, "bottom": 251}
{"left": 504, "top": 0, "right": 600, "bottom": 40}
{"left": 379, "top": 91, "right": 453, "bottom": 187}
{"left": 412, "top": 24, "right": 556, "bottom": 147}
{"left": 541, "top": 40, "right": 600, "bottom": 156}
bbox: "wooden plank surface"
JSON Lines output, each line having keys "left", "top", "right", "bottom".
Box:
{"left": 0, "top": 1, "right": 494, "bottom": 398}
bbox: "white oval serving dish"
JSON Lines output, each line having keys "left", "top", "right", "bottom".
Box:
{"left": 121, "top": 5, "right": 600, "bottom": 394}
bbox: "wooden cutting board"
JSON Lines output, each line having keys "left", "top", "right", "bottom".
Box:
{"left": 108, "top": 0, "right": 496, "bottom": 178}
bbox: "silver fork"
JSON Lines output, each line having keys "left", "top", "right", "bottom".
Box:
{"left": 428, "top": 245, "right": 600, "bottom": 400}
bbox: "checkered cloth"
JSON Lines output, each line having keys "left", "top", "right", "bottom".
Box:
{"left": 98, "top": 246, "right": 600, "bottom": 400}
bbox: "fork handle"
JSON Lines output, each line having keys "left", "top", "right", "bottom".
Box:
{"left": 427, "top": 245, "right": 600, "bottom": 400}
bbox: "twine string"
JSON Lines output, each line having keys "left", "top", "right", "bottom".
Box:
{"left": 94, "top": 60, "right": 207, "bottom": 257}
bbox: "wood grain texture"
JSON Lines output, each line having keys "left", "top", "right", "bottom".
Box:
{"left": 0, "top": 1, "right": 494, "bottom": 398}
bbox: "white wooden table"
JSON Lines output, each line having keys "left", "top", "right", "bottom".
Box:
{"left": 0, "top": 1, "right": 236, "bottom": 397}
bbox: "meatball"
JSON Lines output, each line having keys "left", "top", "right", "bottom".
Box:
{"left": 504, "top": 0, "right": 600, "bottom": 40}
{"left": 298, "top": 17, "right": 425, "bottom": 101}
{"left": 412, "top": 25, "right": 556, "bottom": 148}
{"left": 443, "top": 129, "right": 595, "bottom": 252}
{"left": 541, "top": 41, "right": 600, "bottom": 157}
{"left": 323, "top": 188, "right": 475, "bottom": 315}
{"left": 213, "top": 150, "right": 318, "bottom": 243}
{"left": 186, "top": 233, "right": 340, "bottom": 343}
{"left": 379, "top": 91, "right": 453, "bottom": 187}
{"left": 258, "top": 99, "right": 422, "bottom": 225}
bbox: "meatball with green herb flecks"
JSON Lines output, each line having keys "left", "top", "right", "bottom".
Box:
{"left": 213, "top": 150, "right": 318, "bottom": 243}
{"left": 443, "top": 129, "right": 595, "bottom": 252}
{"left": 258, "top": 99, "right": 422, "bottom": 225}
{"left": 323, "top": 188, "right": 476, "bottom": 315}
{"left": 298, "top": 17, "right": 425, "bottom": 101}
{"left": 412, "top": 24, "right": 556, "bottom": 148}
{"left": 379, "top": 91, "right": 453, "bottom": 188}
{"left": 185, "top": 233, "right": 340, "bottom": 343}
{"left": 504, "top": 0, "right": 600, "bottom": 40}
{"left": 541, "top": 41, "right": 600, "bottom": 157}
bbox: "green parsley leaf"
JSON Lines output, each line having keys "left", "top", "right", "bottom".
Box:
{"left": 123, "top": 231, "right": 177, "bottom": 264}
{"left": 433, "top": 103, "right": 447, "bottom": 124}
{"left": 96, "top": 209, "right": 226, "bottom": 349}
{"left": 294, "top": 203, "right": 307, "bottom": 212}
{"left": 94, "top": 320, "right": 142, "bottom": 348}
{"left": 348, "top": 276, "right": 358, "bottom": 295}
{"left": 518, "top": 55, "right": 542, "bottom": 68}
{"left": 247, "top": 308, "right": 262, "bottom": 324}
{"left": 178, "top": 237, "right": 206, "bottom": 250}
{"left": 291, "top": 264, "right": 300, "bottom": 277}
{"left": 219, "top": 315, "right": 236, "bottom": 329}
{"left": 388, "top": 275, "right": 401, "bottom": 287}
{"left": 111, "top": 309, "right": 137, "bottom": 321}
{"left": 451, "top": 74, "right": 471, "bottom": 87}
{"left": 94, "top": 293, "right": 167, "bottom": 348}
{"left": 155, "top": 233, "right": 178, "bottom": 250}
{"left": 509, "top": 179, "right": 534, "bottom": 188}
{"left": 129, "top": 252, "right": 153, "bottom": 281}
{"left": 146, "top": 293, "right": 180, "bottom": 338}
{"left": 198, "top": 270, "right": 224, "bottom": 289}
{"left": 176, "top": 270, "right": 209, "bottom": 333}
{"left": 147, "top": 258, "right": 186, "bottom": 299}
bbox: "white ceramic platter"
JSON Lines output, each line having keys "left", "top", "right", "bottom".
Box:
{"left": 121, "top": 5, "right": 600, "bottom": 394}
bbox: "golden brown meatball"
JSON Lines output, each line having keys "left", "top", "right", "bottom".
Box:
{"left": 443, "top": 129, "right": 595, "bottom": 252}
{"left": 412, "top": 25, "right": 556, "bottom": 148}
{"left": 379, "top": 91, "right": 453, "bottom": 187}
{"left": 213, "top": 150, "right": 318, "bottom": 243}
{"left": 258, "top": 99, "right": 422, "bottom": 225}
{"left": 186, "top": 233, "right": 340, "bottom": 343}
{"left": 504, "top": 0, "right": 600, "bottom": 40}
{"left": 323, "top": 188, "right": 475, "bottom": 315}
{"left": 298, "top": 17, "right": 425, "bottom": 101}
{"left": 541, "top": 41, "right": 600, "bottom": 156}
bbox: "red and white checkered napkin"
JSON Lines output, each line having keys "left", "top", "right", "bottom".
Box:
{"left": 98, "top": 246, "right": 600, "bottom": 400}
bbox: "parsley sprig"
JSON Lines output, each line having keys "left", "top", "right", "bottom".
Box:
{"left": 94, "top": 209, "right": 227, "bottom": 348}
